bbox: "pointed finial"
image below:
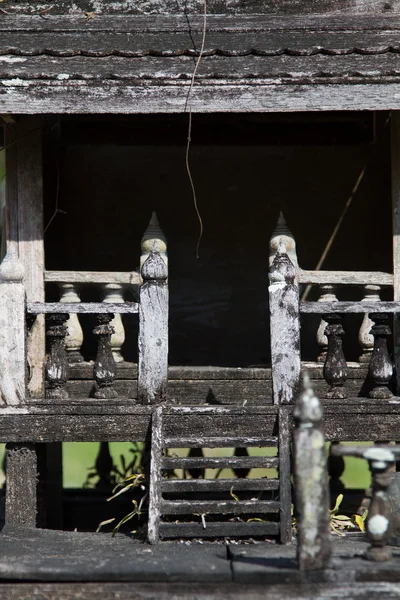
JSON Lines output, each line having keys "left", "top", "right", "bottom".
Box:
{"left": 141, "top": 212, "right": 167, "bottom": 268}
{"left": 294, "top": 373, "right": 323, "bottom": 426}
{"left": 269, "top": 212, "right": 298, "bottom": 269}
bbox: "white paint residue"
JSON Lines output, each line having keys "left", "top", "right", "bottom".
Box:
{"left": 57, "top": 73, "right": 70, "bottom": 80}
{"left": 368, "top": 514, "right": 389, "bottom": 537}
{"left": 1, "top": 79, "right": 29, "bottom": 87}
{"left": 0, "top": 57, "right": 27, "bottom": 63}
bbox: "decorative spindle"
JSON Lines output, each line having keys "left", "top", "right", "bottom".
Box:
{"left": 59, "top": 283, "right": 84, "bottom": 363}
{"left": 93, "top": 313, "right": 117, "bottom": 399}
{"left": 331, "top": 444, "right": 397, "bottom": 562}
{"left": 368, "top": 313, "right": 393, "bottom": 399}
{"left": 316, "top": 286, "right": 338, "bottom": 363}
{"left": 327, "top": 442, "right": 345, "bottom": 495}
{"left": 45, "top": 313, "right": 70, "bottom": 399}
{"left": 94, "top": 442, "right": 114, "bottom": 489}
{"left": 293, "top": 374, "right": 331, "bottom": 571}
{"left": 323, "top": 313, "right": 348, "bottom": 399}
{"left": 269, "top": 212, "right": 298, "bottom": 269}
{"left": 358, "top": 285, "right": 381, "bottom": 363}
{"left": 141, "top": 212, "right": 168, "bottom": 268}
{"left": 102, "top": 283, "right": 125, "bottom": 363}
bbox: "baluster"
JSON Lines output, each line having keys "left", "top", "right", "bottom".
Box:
{"left": 187, "top": 447, "right": 205, "bottom": 479}
{"left": 102, "top": 283, "right": 125, "bottom": 364}
{"left": 45, "top": 313, "right": 70, "bottom": 399}
{"left": 141, "top": 211, "right": 168, "bottom": 268}
{"left": 358, "top": 285, "right": 381, "bottom": 363}
{"left": 368, "top": 313, "right": 393, "bottom": 399}
{"left": 316, "top": 285, "right": 337, "bottom": 363}
{"left": 93, "top": 313, "right": 117, "bottom": 399}
{"left": 269, "top": 211, "right": 298, "bottom": 269}
{"left": 233, "top": 447, "right": 251, "bottom": 479}
{"left": 327, "top": 442, "right": 345, "bottom": 496}
{"left": 59, "top": 283, "right": 84, "bottom": 363}
{"left": 323, "top": 313, "right": 348, "bottom": 399}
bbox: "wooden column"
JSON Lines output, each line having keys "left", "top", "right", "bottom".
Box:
{"left": 391, "top": 112, "right": 400, "bottom": 394}
{"left": 268, "top": 242, "right": 301, "bottom": 405}
{"left": 138, "top": 250, "right": 168, "bottom": 405}
{"left": 4, "top": 116, "right": 62, "bottom": 528}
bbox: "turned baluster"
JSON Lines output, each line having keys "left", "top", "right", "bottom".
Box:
{"left": 59, "top": 283, "right": 84, "bottom": 363}
{"left": 45, "top": 313, "right": 70, "bottom": 399}
{"left": 323, "top": 313, "right": 348, "bottom": 399}
{"left": 94, "top": 442, "right": 114, "bottom": 489}
{"left": 316, "top": 285, "right": 338, "bottom": 363}
{"left": 358, "top": 285, "right": 381, "bottom": 363}
{"left": 102, "top": 283, "right": 125, "bottom": 364}
{"left": 93, "top": 313, "right": 117, "bottom": 399}
{"left": 368, "top": 313, "right": 393, "bottom": 399}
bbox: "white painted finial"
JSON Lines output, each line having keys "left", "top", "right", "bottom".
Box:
{"left": 140, "top": 212, "right": 167, "bottom": 268}
{"left": 269, "top": 212, "right": 298, "bottom": 269}
{"left": 0, "top": 247, "right": 24, "bottom": 283}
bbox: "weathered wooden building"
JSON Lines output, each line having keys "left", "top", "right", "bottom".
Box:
{"left": 2, "top": 0, "right": 400, "bottom": 597}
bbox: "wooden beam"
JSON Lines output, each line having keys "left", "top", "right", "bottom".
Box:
{"left": 45, "top": 270, "right": 141, "bottom": 285}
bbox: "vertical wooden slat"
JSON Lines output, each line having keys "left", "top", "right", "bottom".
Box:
{"left": 391, "top": 111, "right": 400, "bottom": 394}
{"left": 5, "top": 443, "right": 38, "bottom": 528}
{"left": 148, "top": 406, "right": 163, "bottom": 544}
{"left": 278, "top": 405, "right": 292, "bottom": 544}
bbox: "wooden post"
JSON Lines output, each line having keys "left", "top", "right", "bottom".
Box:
{"left": 391, "top": 112, "right": 400, "bottom": 394}
{"left": 279, "top": 405, "right": 292, "bottom": 544}
{"left": 0, "top": 248, "right": 26, "bottom": 406}
{"left": 268, "top": 242, "right": 301, "bottom": 405}
{"left": 138, "top": 249, "right": 168, "bottom": 405}
{"left": 5, "top": 443, "right": 38, "bottom": 528}
{"left": 148, "top": 406, "right": 163, "bottom": 544}
{"left": 293, "top": 375, "right": 331, "bottom": 571}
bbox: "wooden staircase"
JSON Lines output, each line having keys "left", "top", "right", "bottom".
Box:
{"left": 148, "top": 406, "right": 292, "bottom": 543}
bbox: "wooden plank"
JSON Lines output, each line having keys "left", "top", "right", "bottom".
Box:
{"left": 5, "top": 442, "right": 37, "bottom": 527}
{"left": 299, "top": 270, "right": 393, "bottom": 286}
{"left": 5, "top": 30, "right": 400, "bottom": 57}
{"left": 2, "top": 1, "right": 400, "bottom": 17}
{"left": 161, "top": 478, "right": 280, "bottom": 493}
{"left": 300, "top": 301, "right": 400, "bottom": 313}
{"left": 161, "top": 499, "right": 280, "bottom": 515}
{"left": 392, "top": 111, "right": 400, "bottom": 394}
{"left": 27, "top": 302, "right": 139, "bottom": 313}
{"left": 163, "top": 436, "right": 278, "bottom": 447}
{"left": 278, "top": 406, "right": 292, "bottom": 544}
{"left": 5, "top": 54, "right": 400, "bottom": 82}
{"left": 159, "top": 521, "right": 280, "bottom": 538}
{"left": 162, "top": 457, "right": 280, "bottom": 469}
{"left": 45, "top": 270, "right": 141, "bottom": 285}
{"left": 4, "top": 82, "right": 400, "bottom": 115}
{"left": 5, "top": 15, "right": 400, "bottom": 32}
{"left": 148, "top": 406, "right": 162, "bottom": 544}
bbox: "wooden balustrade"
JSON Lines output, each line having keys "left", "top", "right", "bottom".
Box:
{"left": 45, "top": 313, "right": 70, "bottom": 400}
{"left": 358, "top": 285, "right": 381, "bottom": 363}
{"left": 368, "top": 313, "right": 393, "bottom": 399}
{"left": 59, "top": 283, "right": 84, "bottom": 364}
{"left": 316, "top": 285, "right": 337, "bottom": 363}
{"left": 93, "top": 313, "right": 117, "bottom": 399}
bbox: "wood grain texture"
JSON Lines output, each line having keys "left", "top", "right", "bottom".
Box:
{"left": 159, "top": 521, "right": 280, "bottom": 539}
{"left": 278, "top": 406, "right": 292, "bottom": 544}
{"left": 45, "top": 270, "right": 141, "bottom": 285}
{"left": 301, "top": 301, "right": 400, "bottom": 313}
{"left": 1, "top": 1, "right": 400, "bottom": 15}
{"left": 148, "top": 405, "right": 162, "bottom": 544}
{"left": 299, "top": 270, "right": 393, "bottom": 286}
{"left": 5, "top": 442, "right": 38, "bottom": 527}
{"left": 3, "top": 82, "right": 400, "bottom": 114}
{"left": 28, "top": 302, "right": 139, "bottom": 313}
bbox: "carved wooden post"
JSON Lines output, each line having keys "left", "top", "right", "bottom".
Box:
{"left": 268, "top": 242, "right": 300, "bottom": 405}
{"left": 332, "top": 444, "right": 398, "bottom": 562}
{"left": 102, "top": 283, "right": 125, "bottom": 363}
{"left": 59, "top": 283, "right": 84, "bottom": 363}
{"left": 141, "top": 212, "right": 168, "bottom": 268}
{"left": 93, "top": 313, "right": 117, "bottom": 399}
{"left": 293, "top": 375, "right": 331, "bottom": 571}
{"left": 0, "top": 249, "right": 26, "bottom": 406}
{"left": 138, "top": 249, "right": 168, "bottom": 405}
{"left": 269, "top": 212, "right": 298, "bottom": 270}
{"left": 368, "top": 313, "right": 393, "bottom": 399}
{"left": 323, "top": 313, "right": 348, "bottom": 399}
{"left": 94, "top": 442, "right": 114, "bottom": 489}
{"left": 45, "top": 313, "right": 70, "bottom": 399}
{"left": 316, "top": 285, "right": 337, "bottom": 363}
{"left": 358, "top": 285, "right": 381, "bottom": 363}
